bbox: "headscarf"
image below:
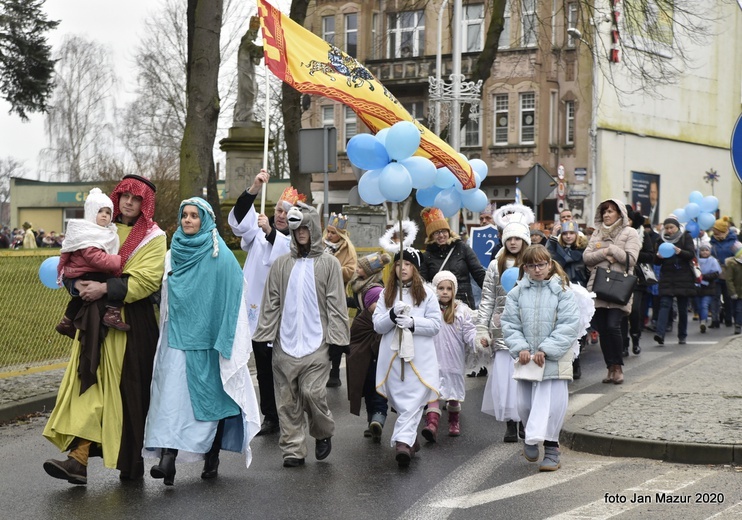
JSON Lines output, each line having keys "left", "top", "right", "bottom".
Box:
{"left": 167, "top": 197, "right": 243, "bottom": 360}
{"left": 110, "top": 174, "right": 157, "bottom": 275}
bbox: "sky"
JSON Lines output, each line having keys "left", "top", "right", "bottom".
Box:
{"left": 0, "top": 0, "right": 156, "bottom": 178}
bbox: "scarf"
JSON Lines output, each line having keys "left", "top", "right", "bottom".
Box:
{"left": 167, "top": 197, "right": 243, "bottom": 360}
{"left": 57, "top": 220, "right": 120, "bottom": 278}
{"left": 661, "top": 228, "right": 683, "bottom": 245}
{"left": 599, "top": 218, "right": 624, "bottom": 240}
{"left": 349, "top": 271, "right": 383, "bottom": 297}
{"left": 111, "top": 176, "right": 157, "bottom": 276}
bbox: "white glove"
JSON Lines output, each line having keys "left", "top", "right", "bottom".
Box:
{"left": 393, "top": 301, "right": 408, "bottom": 316}
{"left": 396, "top": 314, "right": 414, "bottom": 329}
{"left": 476, "top": 331, "right": 491, "bottom": 348}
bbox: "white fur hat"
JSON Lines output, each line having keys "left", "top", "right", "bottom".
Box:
{"left": 432, "top": 270, "right": 458, "bottom": 295}
{"left": 494, "top": 204, "right": 535, "bottom": 246}
{"left": 84, "top": 188, "right": 114, "bottom": 223}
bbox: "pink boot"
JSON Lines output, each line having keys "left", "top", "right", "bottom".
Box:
{"left": 422, "top": 410, "right": 440, "bottom": 443}
{"left": 448, "top": 411, "right": 461, "bottom": 436}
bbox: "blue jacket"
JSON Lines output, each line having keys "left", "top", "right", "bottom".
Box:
{"left": 501, "top": 274, "right": 580, "bottom": 381}
{"left": 711, "top": 231, "right": 738, "bottom": 266}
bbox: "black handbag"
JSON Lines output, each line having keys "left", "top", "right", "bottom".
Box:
{"left": 592, "top": 253, "right": 637, "bottom": 305}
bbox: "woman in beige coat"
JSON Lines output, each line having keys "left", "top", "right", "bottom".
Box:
{"left": 583, "top": 199, "right": 640, "bottom": 385}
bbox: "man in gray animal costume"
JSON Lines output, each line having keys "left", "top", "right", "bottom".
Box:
{"left": 254, "top": 203, "right": 350, "bottom": 468}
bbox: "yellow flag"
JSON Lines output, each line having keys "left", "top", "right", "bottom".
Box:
{"left": 258, "top": 0, "right": 475, "bottom": 189}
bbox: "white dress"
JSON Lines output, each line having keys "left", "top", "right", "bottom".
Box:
{"left": 434, "top": 303, "right": 477, "bottom": 402}
{"left": 373, "top": 285, "right": 441, "bottom": 447}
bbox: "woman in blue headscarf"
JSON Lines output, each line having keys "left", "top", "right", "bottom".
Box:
{"left": 143, "top": 197, "right": 260, "bottom": 485}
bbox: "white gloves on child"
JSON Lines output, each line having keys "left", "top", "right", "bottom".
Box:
{"left": 396, "top": 314, "right": 414, "bottom": 329}
{"left": 393, "top": 301, "right": 407, "bottom": 315}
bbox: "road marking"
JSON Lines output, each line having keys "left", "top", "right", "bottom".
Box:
{"left": 706, "top": 501, "right": 742, "bottom": 519}
{"left": 685, "top": 341, "right": 719, "bottom": 345}
{"left": 566, "top": 393, "right": 603, "bottom": 415}
{"left": 432, "top": 461, "right": 613, "bottom": 509}
{"left": 545, "top": 469, "right": 715, "bottom": 519}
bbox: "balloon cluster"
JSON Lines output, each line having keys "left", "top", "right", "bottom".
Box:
{"left": 347, "top": 121, "right": 489, "bottom": 216}
{"left": 671, "top": 191, "right": 719, "bottom": 239}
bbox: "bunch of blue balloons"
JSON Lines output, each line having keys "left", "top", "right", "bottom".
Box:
{"left": 671, "top": 191, "right": 719, "bottom": 239}
{"left": 348, "top": 121, "right": 489, "bottom": 215}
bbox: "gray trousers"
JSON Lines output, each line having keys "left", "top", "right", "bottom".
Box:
{"left": 272, "top": 341, "right": 334, "bottom": 460}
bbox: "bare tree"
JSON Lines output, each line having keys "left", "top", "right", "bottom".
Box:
{"left": 0, "top": 156, "right": 27, "bottom": 206}
{"left": 41, "top": 35, "right": 117, "bottom": 182}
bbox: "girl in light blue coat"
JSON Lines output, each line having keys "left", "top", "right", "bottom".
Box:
{"left": 501, "top": 245, "right": 580, "bottom": 472}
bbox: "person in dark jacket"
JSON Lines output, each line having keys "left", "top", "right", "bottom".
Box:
{"left": 653, "top": 217, "right": 697, "bottom": 345}
{"left": 622, "top": 206, "right": 655, "bottom": 356}
{"left": 419, "top": 207, "right": 486, "bottom": 309}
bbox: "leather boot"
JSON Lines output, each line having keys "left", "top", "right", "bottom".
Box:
{"left": 421, "top": 410, "right": 440, "bottom": 443}
{"left": 102, "top": 306, "right": 131, "bottom": 332}
{"left": 43, "top": 456, "right": 87, "bottom": 485}
{"left": 395, "top": 442, "right": 413, "bottom": 467}
{"left": 448, "top": 411, "right": 461, "bottom": 436}
{"left": 613, "top": 365, "right": 624, "bottom": 385}
{"left": 150, "top": 448, "right": 177, "bottom": 486}
{"left": 504, "top": 420, "right": 518, "bottom": 442}
{"left": 602, "top": 366, "right": 615, "bottom": 384}
{"left": 202, "top": 418, "right": 225, "bottom": 479}
{"left": 55, "top": 316, "right": 77, "bottom": 339}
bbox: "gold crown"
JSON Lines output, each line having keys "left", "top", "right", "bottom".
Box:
{"left": 278, "top": 186, "right": 307, "bottom": 206}
{"left": 420, "top": 207, "right": 445, "bottom": 226}
{"left": 327, "top": 212, "right": 348, "bottom": 230}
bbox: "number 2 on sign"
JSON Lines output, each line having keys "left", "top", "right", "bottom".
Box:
{"left": 486, "top": 240, "right": 496, "bottom": 256}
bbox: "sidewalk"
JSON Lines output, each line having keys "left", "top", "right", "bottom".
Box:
{"left": 3, "top": 337, "right": 741, "bottom": 465}
{"left": 561, "top": 335, "right": 742, "bottom": 465}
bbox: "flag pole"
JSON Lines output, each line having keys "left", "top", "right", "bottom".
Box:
{"left": 260, "top": 60, "right": 270, "bottom": 215}
{"left": 398, "top": 203, "right": 405, "bottom": 381}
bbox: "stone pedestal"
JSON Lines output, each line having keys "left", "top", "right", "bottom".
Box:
{"left": 219, "top": 124, "right": 273, "bottom": 201}
{"left": 342, "top": 205, "right": 388, "bottom": 249}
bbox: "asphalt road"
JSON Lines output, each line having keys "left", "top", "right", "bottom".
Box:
{"left": 2, "top": 327, "right": 740, "bottom": 520}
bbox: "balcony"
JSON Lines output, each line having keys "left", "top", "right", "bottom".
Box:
{"left": 365, "top": 52, "right": 481, "bottom": 93}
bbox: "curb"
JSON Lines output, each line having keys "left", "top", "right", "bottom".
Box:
{"left": 0, "top": 393, "right": 57, "bottom": 425}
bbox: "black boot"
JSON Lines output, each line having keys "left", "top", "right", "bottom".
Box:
{"left": 150, "top": 448, "right": 177, "bottom": 486}
{"left": 503, "top": 420, "right": 518, "bottom": 442}
{"left": 631, "top": 335, "right": 641, "bottom": 355}
{"left": 572, "top": 357, "right": 581, "bottom": 380}
{"left": 202, "top": 419, "right": 226, "bottom": 479}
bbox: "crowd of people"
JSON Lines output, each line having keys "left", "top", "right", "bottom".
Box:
{"left": 0, "top": 223, "right": 65, "bottom": 249}
{"left": 37, "top": 173, "right": 738, "bottom": 484}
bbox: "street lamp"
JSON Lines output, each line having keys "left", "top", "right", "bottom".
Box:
{"left": 567, "top": 27, "right": 600, "bottom": 220}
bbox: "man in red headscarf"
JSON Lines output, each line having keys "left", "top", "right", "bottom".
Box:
{"left": 43, "top": 175, "right": 167, "bottom": 484}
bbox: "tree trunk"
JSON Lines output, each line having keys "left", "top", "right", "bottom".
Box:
{"left": 180, "top": 0, "right": 224, "bottom": 230}
{"left": 282, "top": 0, "right": 312, "bottom": 203}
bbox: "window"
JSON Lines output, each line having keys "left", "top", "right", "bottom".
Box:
{"left": 521, "top": 0, "right": 537, "bottom": 47}
{"left": 345, "top": 13, "right": 358, "bottom": 57}
{"left": 519, "top": 92, "right": 535, "bottom": 144}
{"left": 388, "top": 10, "right": 425, "bottom": 58}
{"left": 494, "top": 94, "right": 509, "bottom": 145}
{"left": 402, "top": 101, "right": 425, "bottom": 124}
{"left": 63, "top": 208, "right": 84, "bottom": 232}
{"left": 549, "top": 90, "right": 558, "bottom": 145}
{"left": 566, "top": 3, "right": 578, "bottom": 48}
{"left": 322, "top": 15, "right": 335, "bottom": 45}
{"left": 463, "top": 4, "right": 484, "bottom": 52}
{"left": 371, "top": 13, "right": 380, "bottom": 59}
{"left": 565, "top": 100, "right": 575, "bottom": 145}
{"left": 462, "top": 118, "right": 481, "bottom": 147}
{"left": 499, "top": 0, "right": 511, "bottom": 49}
{"left": 322, "top": 105, "right": 334, "bottom": 127}
{"left": 344, "top": 106, "right": 357, "bottom": 143}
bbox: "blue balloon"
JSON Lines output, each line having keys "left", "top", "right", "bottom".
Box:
{"left": 500, "top": 267, "right": 519, "bottom": 293}
{"left": 434, "top": 187, "right": 462, "bottom": 218}
{"left": 384, "top": 121, "right": 421, "bottom": 161}
{"left": 347, "top": 134, "right": 390, "bottom": 171}
{"left": 658, "top": 242, "right": 675, "bottom": 259}
{"left": 473, "top": 171, "right": 483, "bottom": 189}
{"left": 416, "top": 185, "right": 442, "bottom": 207}
{"left": 462, "top": 189, "right": 488, "bottom": 212}
{"left": 689, "top": 191, "right": 703, "bottom": 205}
{"left": 698, "top": 212, "right": 716, "bottom": 230}
{"left": 673, "top": 208, "right": 688, "bottom": 224}
{"left": 685, "top": 220, "right": 700, "bottom": 238}
{"left": 379, "top": 162, "right": 413, "bottom": 202}
{"left": 400, "top": 156, "right": 436, "bottom": 190}
{"left": 358, "top": 169, "right": 386, "bottom": 205}
{"left": 700, "top": 195, "right": 719, "bottom": 214}
{"left": 684, "top": 202, "right": 700, "bottom": 220}
{"left": 469, "top": 158, "right": 488, "bottom": 179}
{"left": 39, "top": 256, "right": 61, "bottom": 289}
{"left": 375, "top": 128, "right": 390, "bottom": 146}
{"left": 434, "top": 167, "right": 457, "bottom": 189}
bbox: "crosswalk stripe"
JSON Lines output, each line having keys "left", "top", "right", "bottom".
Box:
{"left": 431, "top": 461, "right": 613, "bottom": 509}
{"left": 705, "top": 501, "right": 742, "bottom": 519}
{"left": 545, "top": 469, "right": 715, "bottom": 519}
